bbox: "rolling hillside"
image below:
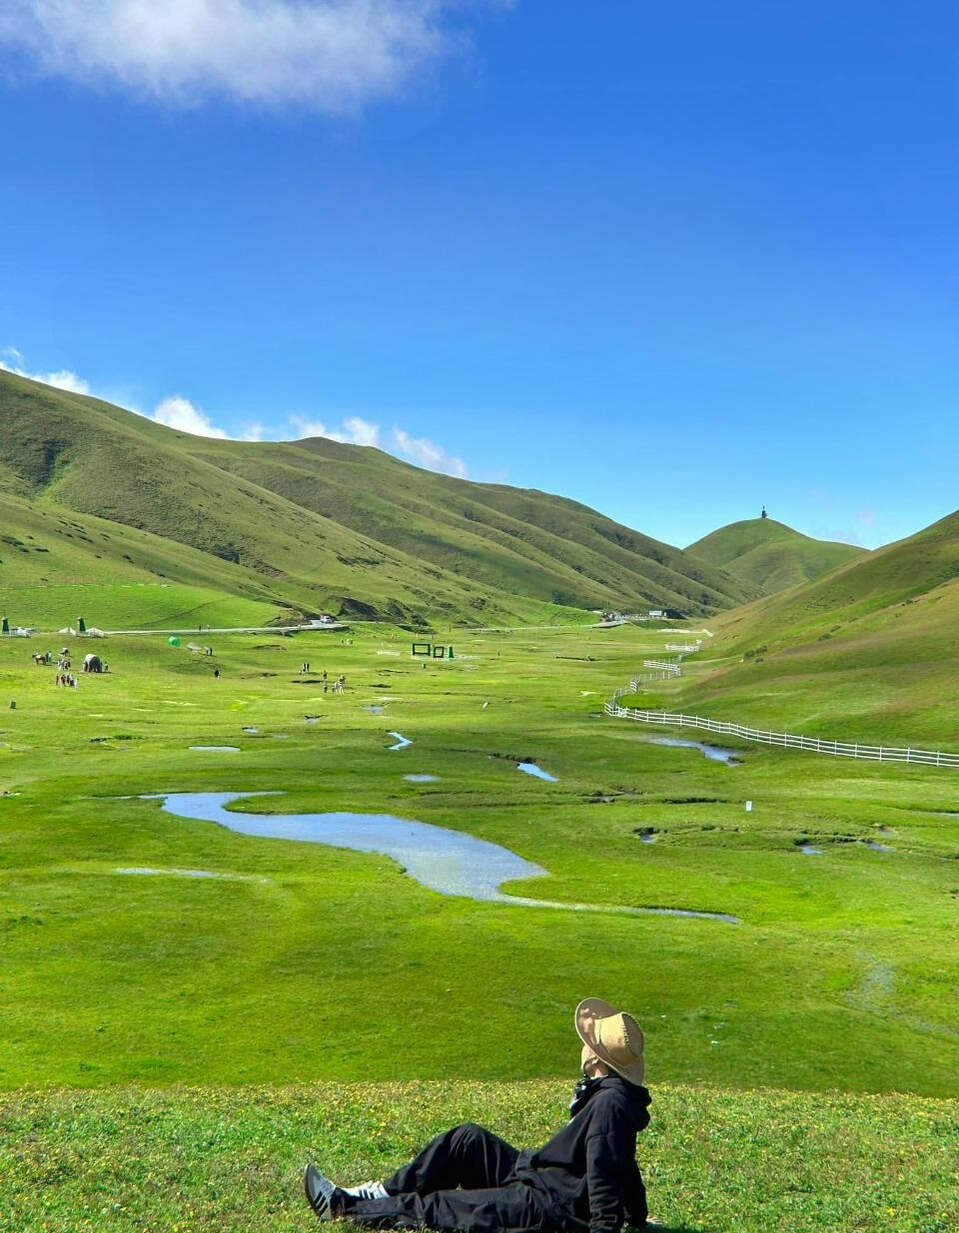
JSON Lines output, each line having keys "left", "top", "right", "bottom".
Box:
{"left": 687, "top": 516, "right": 865, "bottom": 595}
{"left": 665, "top": 508, "right": 959, "bottom": 745}
{"left": 0, "top": 487, "right": 297, "bottom": 630}
{"left": 0, "top": 369, "right": 759, "bottom": 623}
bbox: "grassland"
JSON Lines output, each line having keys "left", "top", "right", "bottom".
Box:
{"left": 2, "top": 1081, "right": 956, "bottom": 1233}
{"left": 5, "top": 368, "right": 959, "bottom": 1233}
{"left": 1, "top": 620, "right": 957, "bottom": 1099}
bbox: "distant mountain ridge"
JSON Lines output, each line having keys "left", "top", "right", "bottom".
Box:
{"left": 0, "top": 369, "right": 759, "bottom": 623}
{"left": 687, "top": 517, "right": 865, "bottom": 596}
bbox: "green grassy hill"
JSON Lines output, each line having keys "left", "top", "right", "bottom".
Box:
{"left": 646, "top": 508, "right": 959, "bottom": 746}
{"left": 0, "top": 487, "right": 295, "bottom": 630}
{"left": 686, "top": 517, "right": 864, "bottom": 595}
{"left": 0, "top": 369, "right": 757, "bottom": 624}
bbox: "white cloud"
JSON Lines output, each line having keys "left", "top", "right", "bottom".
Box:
{"left": 289, "top": 414, "right": 381, "bottom": 446}
{"left": 285, "top": 414, "right": 467, "bottom": 474}
{"left": 1, "top": 347, "right": 91, "bottom": 395}
{"left": 0, "top": 1, "right": 504, "bottom": 112}
{"left": 341, "top": 415, "right": 381, "bottom": 446}
{"left": 152, "top": 394, "right": 229, "bottom": 438}
{"left": 3, "top": 349, "right": 470, "bottom": 474}
{"left": 391, "top": 425, "right": 466, "bottom": 476}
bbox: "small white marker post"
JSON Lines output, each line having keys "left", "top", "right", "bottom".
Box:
{"left": 745, "top": 800, "right": 753, "bottom": 812}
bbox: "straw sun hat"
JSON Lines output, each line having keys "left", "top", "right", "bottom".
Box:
{"left": 574, "top": 997, "right": 645, "bottom": 1085}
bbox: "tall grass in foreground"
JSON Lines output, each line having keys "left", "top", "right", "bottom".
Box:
{"left": 1, "top": 1082, "right": 955, "bottom": 1233}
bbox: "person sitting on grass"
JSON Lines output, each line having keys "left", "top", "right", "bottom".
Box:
{"left": 305, "top": 997, "right": 651, "bottom": 1233}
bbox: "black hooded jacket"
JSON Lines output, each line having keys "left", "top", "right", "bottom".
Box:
{"left": 512, "top": 1076, "right": 651, "bottom": 1233}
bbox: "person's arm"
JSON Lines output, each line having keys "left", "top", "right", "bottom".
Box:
{"left": 584, "top": 1122, "right": 632, "bottom": 1233}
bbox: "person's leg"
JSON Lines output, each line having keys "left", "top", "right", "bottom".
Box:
{"left": 383, "top": 1123, "right": 519, "bottom": 1196}
{"left": 341, "top": 1182, "right": 549, "bottom": 1233}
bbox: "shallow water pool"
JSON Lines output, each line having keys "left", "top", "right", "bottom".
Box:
{"left": 640, "top": 735, "right": 741, "bottom": 765}
{"left": 151, "top": 791, "right": 543, "bottom": 901}
{"left": 517, "top": 761, "right": 558, "bottom": 781}
{"left": 146, "top": 791, "right": 738, "bottom": 923}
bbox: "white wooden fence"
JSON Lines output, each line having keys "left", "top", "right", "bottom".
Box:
{"left": 665, "top": 641, "right": 702, "bottom": 653}
{"left": 605, "top": 680, "right": 959, "bottom": 769}
{"left": 643, "top": 659, "right": 681, "bottom": 676}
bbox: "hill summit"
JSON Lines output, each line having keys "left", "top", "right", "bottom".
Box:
{"left": 687, "top": 516, "right": 865, "bottom": 596}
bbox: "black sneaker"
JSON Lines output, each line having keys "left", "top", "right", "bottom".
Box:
{"left": 304, "top": 1163, "right": 337, "bottom": 1221}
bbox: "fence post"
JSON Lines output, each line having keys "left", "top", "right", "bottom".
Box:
{"left": 603, "top": 682, "right": 958, "bottom": 770}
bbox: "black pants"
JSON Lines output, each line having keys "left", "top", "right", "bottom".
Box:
{"left": 338, "top": 1123, "right": 556, "bottom": 1233}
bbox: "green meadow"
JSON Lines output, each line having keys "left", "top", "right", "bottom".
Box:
{"left": 2, "top": 1082, "right": 956, "bottom": 1233}
{"left": 2, "top": 614, "right": 958, "bottom": 1232}
{"left": 1, "top": 619, "right": 957, "bottom": 1104}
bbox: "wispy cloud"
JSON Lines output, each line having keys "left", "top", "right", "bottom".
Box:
{"left": 0, "top": 1, "right": 507, "bottom": 112}
{"left": 2, "top": 350, "right": 470, "bottom": 476}
{"left": 391, "top": 425, "right": 466, "bottom": 476}
{"left": 2, "top": 349, "right": 249, "bottom": 440}
{"left": 289, "top": 414, "right": 381, "bottom": 447}
{"left": 287, "top": 416, "right": 466, "bottom": 475}
{"left": 1, "top": 346, "right": 92, "bottom": 395}
{"left": 152, "top": 394, "right": 229, "bottom": 438}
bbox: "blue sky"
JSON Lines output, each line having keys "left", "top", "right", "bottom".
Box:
{"left": 1, "top": 1, "right": 956, "bottom": 551}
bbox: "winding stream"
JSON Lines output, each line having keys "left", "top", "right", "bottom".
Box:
{"left": 639, "top": 736, "right": 742, "bottom": 765}
{"left": 146, "top": 791, "right": 738, "bottom": 923}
